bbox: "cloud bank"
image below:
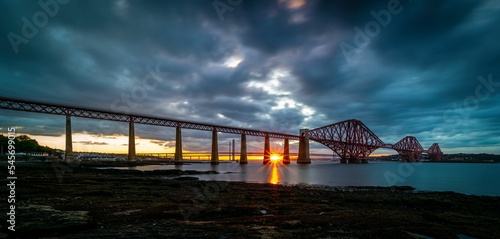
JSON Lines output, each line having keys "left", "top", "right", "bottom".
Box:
{"left": 0, "top": 0, "right": 499, "bottom": 154}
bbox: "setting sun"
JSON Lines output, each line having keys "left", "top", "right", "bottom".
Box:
{"left": 270, "top": 154, "right": 281, "bottom": 162}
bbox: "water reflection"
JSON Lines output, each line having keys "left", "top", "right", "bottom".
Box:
{"left": 100, "top": 162, "right": 500, "bottom": 196}
{"left": 268, "top": 162, "right": 280, "bottom": 184}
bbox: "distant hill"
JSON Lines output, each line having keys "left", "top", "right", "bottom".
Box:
{"left": 443, "top": 153, "right": 500, "bottom": 162}
{"left": 372, "top": 153, "right": 500, "bottom": 163}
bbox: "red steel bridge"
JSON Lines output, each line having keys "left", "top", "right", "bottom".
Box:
{"left": 0, "top": 96, "right": 443, "bottom": 164}
{"left": 309, "top": 120, "right": 443, "bottom": 163}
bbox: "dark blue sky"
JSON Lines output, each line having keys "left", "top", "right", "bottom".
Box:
{"left": 0, "top": 0, "right": 499, "bottom": 154}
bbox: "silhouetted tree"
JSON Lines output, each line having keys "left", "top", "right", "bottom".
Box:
{"left": 0, "top": 134, "right": 8, "bottom": 155}
{"left": 38, "top": 145, "right": 54, "bottom": 154}
{"left": 15, "top": 135, "right": 39, "bottom": 152}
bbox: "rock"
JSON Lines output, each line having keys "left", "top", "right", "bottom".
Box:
{"left": 17, "top": 205, "right": 90, "bottom": 233}
{"left": 174, "top": 176, "right": 199, "bottom": 181}
{"left": 113, "top": 209, "right": 142, "bottom": 215}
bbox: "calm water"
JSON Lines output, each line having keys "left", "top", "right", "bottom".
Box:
{"left": 115, "top": 161, "right": 500, "bottom": 196}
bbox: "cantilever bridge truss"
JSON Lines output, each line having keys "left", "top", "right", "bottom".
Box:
{"left": 308, "top": 119, "right": 443, "bottom": 162}
{"left": 309, "top": 119, "right": 384, "bottom": 163}
{"left": 0, "top": 96, "right": 443, "bottom": 162}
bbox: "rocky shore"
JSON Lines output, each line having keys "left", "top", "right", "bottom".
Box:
{"left": 2, "top": 162, "right": 500, "bottom": 238}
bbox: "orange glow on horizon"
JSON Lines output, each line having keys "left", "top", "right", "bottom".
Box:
{"left": 19, "top": 133, "right": 399, "bottom": 158}
{"left": 21, "top": 134, "right": 174, "bottom": 154}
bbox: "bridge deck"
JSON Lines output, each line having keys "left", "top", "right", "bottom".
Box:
{"left": 0, "top": 96, "right": 300, "bottom": 140}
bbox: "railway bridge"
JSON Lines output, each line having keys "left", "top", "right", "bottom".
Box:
{"left": 0, "top": 96, "right": 443, "bottom": 164}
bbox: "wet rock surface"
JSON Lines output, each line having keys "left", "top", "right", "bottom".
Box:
{"left": 2, "top": 162, "right": 500, "bottom": 238}
{"left": 16, "top": 205, "right": 91, "bottom": 237}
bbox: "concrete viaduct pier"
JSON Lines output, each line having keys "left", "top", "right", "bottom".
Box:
{"left": 174, "top": 126, "right": 183, "bottom": 165}
{"left": 283, "top": 138, "right": 290, "bottom": 164}
{"left": 263, "top": 135, "right": 271, "bottom": 164}
{"left": 211, "top": 129, "right": 219, "bottom": 165}
{"left": 168, "top": 130, "right": 307, "bottom": 165}
{"left": 297, "top": 129, "right": 311, "bottom": 164}
{"left": 63, "top": 114, "right": 310, "bottom": 165}
{"left": 239, "top": 134, "right": 248, "bottom": 164}
{"left": 128, "top": 116, "right": 136, "bottom": 162}
{"left": 65, "top": 115, "right": 73, "bottom": 162}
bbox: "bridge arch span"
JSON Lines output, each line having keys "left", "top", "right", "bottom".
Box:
{"left": 308, "top": 119, "right": 384, "bottom": 163}
{"left": 307, "top": 119, "right": 444, "bottom": 163}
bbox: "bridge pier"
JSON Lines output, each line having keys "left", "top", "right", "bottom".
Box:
{"left": 297, "top": 129, "right": 311, "bottom": 164}
{"left": 283, "top": 138, "right": 290, "bottom": 164}
{"left": 128, "top": 117, "right": 136, "bottom": 162}
{"left": 347, "top": 158, "right": 358, "bottom": 163}
{"left": 174, "top": 126, "right": 183, "bottom": 165}
{"left": 338, "top": 152, "right": 371, "bottom": 163}
{"left": 240, "top": 134, "right": 248, "bottom": 164}
{"left": 263, "top": 135, "right": 271, "bottom": 164}
{"left": 211, "top": 129, "right": 219, "bottom": 165}
{"left": 341, "top": 157, "right": 368, "bottom": 163}
{"left": 399, "top": 151, "right": 421, "bottom": 162}
{"left": 65, "top": 115, "right": 73, "bottom": 162}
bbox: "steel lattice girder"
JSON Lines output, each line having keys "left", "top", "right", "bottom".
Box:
{"left": 309, "top": 119, "right": 385, "bottom": 159}
{"left": 0, "top": 96, "right": 300, "bottom": 140}
{"left": 392, "top": 136, "right": 424, "bottom": 160}
{"left": 427, "top": 143, "right": 443, "bottom": 161}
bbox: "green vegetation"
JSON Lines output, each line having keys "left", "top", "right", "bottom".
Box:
{"left": 0, "top": 134, "right": 60, "bottom": 158}
{"left": 444, "top": 153, "right": 500, "bottom": 162}
{"left": 373, "top": 153, "right": 500, "bottom": 163}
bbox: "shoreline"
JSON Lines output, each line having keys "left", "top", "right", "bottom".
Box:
{"left": 3, "top": 162, "right": 500, "bottom": 238}
{"left": 6, "top": 160, "right": 500, "bottom": 197}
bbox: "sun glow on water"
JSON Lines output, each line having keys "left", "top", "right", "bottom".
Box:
{"left": 269, "top": 164, "right": 280, "bottom": 184}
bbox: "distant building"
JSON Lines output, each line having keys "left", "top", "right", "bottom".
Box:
{"left": 29, "top": 152, "right": 49, "bottom": 157}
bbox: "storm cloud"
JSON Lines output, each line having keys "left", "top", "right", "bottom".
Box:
{"left": 0, "top": 0, "right": 499, "bottom": 154}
